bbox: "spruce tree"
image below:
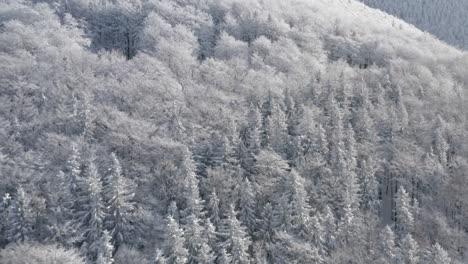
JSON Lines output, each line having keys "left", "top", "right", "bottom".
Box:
{"left": 238, "top": 178, "right": 257, "bottom": 235}
{"left": 78, "top": 161, "right": 106, "bottom": 261}
{"left": 289, "top": 170, "right": 312, "bottom": 240}
{"left": 163, "top": 215, "right": 189, "bottom": 264}
{"left": 103, "top": 153, "right": 135, "bottom": 253}
{"left": 394, "top": 186, "right": 414, "bottom": 239}
{"left": 429, "top": 243, "right": 452, "bottom": 264}
{"left": 154, "top": 249, "right": 168, "bottom": 264}
{"left": 217, "top": 248, "right": 232, "bottom": 264}
{"left": 7, "top": 187, "right": 32, "bottom": 246}
{"left": 321, "top": 206, "right": 336, "bottom": 255}
{"left": 222, "top": 204, "right": 251, "bottom": 264}
{"left": 207, "top": 190, "right": 223, "bottom": 231}
{"left": 399, "top": 233, "right": 419, "bottom": 264}
{"left": 181, "top": 148, "right": 205, "bottom": 220}
{"left": 379, "top": 226, "right": 397, "bottom": 264}
{"left": 96, "top": 230, "right": 114, "bottom": 264}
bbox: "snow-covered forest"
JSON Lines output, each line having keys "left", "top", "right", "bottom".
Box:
{"left": 360, "top": 0, "right": 468, "bottom": 50}
{"left": 0, "top": 0, "right": 467, "bottom": 263}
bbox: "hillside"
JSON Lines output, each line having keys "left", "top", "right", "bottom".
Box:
{"left": 0, "top": 0, "right": 467, "bottom": 263}
{"left": 360, "top": 0, "right": 468, "bottom": 50}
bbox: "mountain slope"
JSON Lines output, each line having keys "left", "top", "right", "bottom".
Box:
{"left": 0, "top": 0, "right": 467, "bottom": 263}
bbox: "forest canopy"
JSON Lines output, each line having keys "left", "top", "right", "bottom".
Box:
{"left": 0, "top": 0, "right": 467, "bottom": 263}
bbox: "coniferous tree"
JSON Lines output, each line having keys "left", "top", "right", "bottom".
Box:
{"left": 221, "top": 204, "right": 251, "bottom": 264}
{"left": 433, "top": 117, "right": 449, "bottom": 166}
{"left": 217, "top": 248, "right": 232, "bottom": 264}
{"left": 358, "top": 156, "right": 379, "bottom": 212}
{"left": 78, "top": 161, "right": 106, "bottom": 261}
{"left": 428, "top": 243, "right": 452, "bottom": 264}
{"left": 103, "top": 153, "right": 135, "bottom": 253}
{"left": 238, "top": 178, "right": 257, "bottom": 235}
{"left": 207, "top": 190, "right": 223, "bottom": 231}
{"left": 379, "top": 226, "right": 397, "bottom": 264}
{"left": 247, "top": 103, "right": 262, "bottom": 153}
{"left": 96, "top": 230, "right": 114, "bottom": 264}
{"left": 269, "top": 101, "right": 288, "bottom": 156}
{"left": 275, "top": 194, "right": 293, "bottom": 232}
{"left": 289, "top": 170, "right": 312, "bottom": 240}
{"left": 0, "top": 193, "right": 11, "bottom": 246}
{"left": 7, "top": 187, "right": 32, "bottom": 246}
{"left": 46, "top": 170, "right": 74, "bottom": 244}
{"left": 394, "top": 186, "right": 414, "bottom": 239}
{"left": 181, "top": 149, "right": 205, "bottom": 220}
{"left": 163, "top": 215, "right": 189, "bottom": 264}
{"left": 168, "top": 201, "right": 180, "bottom": 224}
{"left": 399, "top": 233, "right": 419, "bottom": 264}
{"left": 154, "top": 249, "right": 168, "bottom": 264}
{"left": 321, "top": 206, "right": 336, "bottom": 255}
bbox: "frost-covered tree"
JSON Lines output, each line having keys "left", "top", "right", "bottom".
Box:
{"left": 96, "top": 230, "right": 114, "bottom": 264}
{"left": 238, "top": 178, "right": 257, "bottom": 235}
{"left": 163, "top": 215, "right": 189, "bottom": 264}
{"left": 428, "top": 243, "right": 452, "bottom": 264}
{"left": 181, "top": 148, "right": 205, "bottom": 220}
{"left": 394, "top": 186, "right": 414, "bottom": 239}
{"left": 7, "top": 187, "right": 32, "bottom": 246}
{"left": 321, "top": 206, "right": 336, "bottom": 255}
{"left": 289, "top": 170, "right": 312, "bottom": 240}
{"left": 154, "top": 249, "right": 168, "bottom": 264}
{"left": 78, "top": 161, "right": 106, "bottom": 261}
{"left": 207, "top": 190, "right": 223, "bottom": 231}
{"left": 378, "top": 226, "right": 397, "bottom": 264}
{"left": 103, "top": 153, "right": 135, "bottom": 253}
{"left": 399, "top": 233, "right": 419, "bottom": 264}
{"left": 221, "top": 204, "right": 251, "bottom": 264}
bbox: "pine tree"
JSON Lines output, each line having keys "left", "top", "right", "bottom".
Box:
{"left": 203, "top": 218, "right": 219, "bottom": 251}
{"left": 269, "top": 101, "right": 288, "bottom": 156}
{"left": 238, "top": 178, "right": 257, "bottom": 235}
{"left": 184, "top": 213, "right": 214, "bottom": 264}
{"left": 247, "top": 103, "right": 262, "bottom": 153}
{"left": 67, "top": 144, "right": 82, "bottom": 194}
{"left": 46, "top": 170, "right": 74, "bottom": 244}
{"left": 394, "top": 186, "right": 414, "bottom": 239}
{"left": 207, "top": 190, "right": 223, "bottom": 231}
{"left": 289, "top": 170, "right": 312, "bottom": 240}
{"left": 222, "top": 204, "right": 251, "bottom": 264}
{"left": 337, "top": 198, "right": 360, "bottom": 246}
{"left": 320, "top": 206, "right": 336, "bottom": 255}
{"left": 358, "top": 156, "right": 379, "bottom": 212}
{"left": 433, "top": 117, "right": 448, "bottom": 166}
{"left": 155, "top": 249, "right": 168, "bottom": 264}
{"left": 275, "top": 194, "right": 292, "bottom": 232}
{"left": 256, "top": 202, "right": 277, "bottom": 244}
{"left": 168, "top": 200, "right": 180, "bottom": 224}
{"left": 0, "top": 193, "right": 11, "bottom": 245}
{"left": 309, "top": 215, "right": 325, "bottom": 253}
{"left": 96, "top": 230, "right": 114, "bottom": 264}
{"left": 197, "top": 243, "right": 216, "bottom": 264}
{"left": 7, "top": 187, "right": 32, "bottom": 246}
{"left": 399, "top": 233, "right": 419, "bottom": 264}
{"left": 163, "top": 215, "right": 189, "bottom": 264}
{"left": 78, "top": 161, "right": 106, "bottom": 261}
{"left": 217, "top": 247, "right": 232, "bottom": 264}
{"left": 428, "top": 243, "right": 452, "bottom": 264}
{"left": 103, "top": 153, "right": 135, "bottom": 253}
{"left": 181, "top": 148, "right": 205, "bottom": 220}
{"left": 379, "top": 226, "right": 397, "bottom": 264}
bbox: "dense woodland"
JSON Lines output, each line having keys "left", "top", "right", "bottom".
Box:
{"left": 0, "top": 0, "right": 467, "bottom": 263}
{"left": 360, "top": 0, "right": 468, "bottom": 50}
